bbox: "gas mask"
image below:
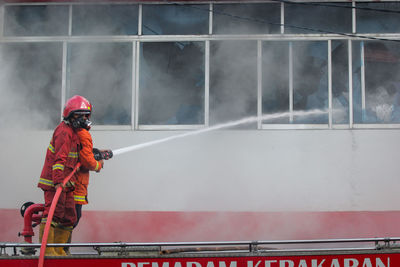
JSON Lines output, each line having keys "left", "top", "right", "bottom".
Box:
{"left": 71, "top": 115, "right": 92, "bottom": 130}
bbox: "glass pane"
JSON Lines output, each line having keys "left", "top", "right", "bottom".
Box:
{"left": 68, "top": 43, "right": 132, "bottom": 125}
{"left": 72, "top": 5, "right": 138, "bottom": 35}
{"left": 353, "top": 41, "right": 400, "bottom": 124}
{"left": 357, "top": 2, "right": 400, "bottom": 33}
{"left": 210, "top": 41, "right": 257, "bottom": 128}
{"left": 285, "top": 2, "right": 351, "bottom": 34}
{"left": 293, "top": 41, "right": 328, "bottom": 124}
{"left": 139, "top": 42, "right": 205, "bottom": 125}
{"left": 213, "top": 3, "right": 280, "bottom": 34}
{"left": 213, "top": 3, "right": 281, "bottom": 34}
{"left": 0, "top": 43, "right": 62, "bottom": 129}
{"left": 142, "top": 5, "right": 208, "bottom": 35}
{"left": 332, "top": 41, "right": 349, "bottom": 124}
{"left": 262, "top": 41, "right": 289, "bottom": 124}
{"left": 4, "top": 5, "right": 69, "bottom": 36}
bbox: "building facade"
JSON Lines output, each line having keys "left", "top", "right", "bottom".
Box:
{"left": 1, "top": 0, "right": 400, "bottom": 243}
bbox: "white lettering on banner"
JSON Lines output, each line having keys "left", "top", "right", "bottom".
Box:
{"left": 153, "top": 263, "right": 170, "bottom": 267}
{"left": 248, "top": 260, "right": 263, "bottom": 267}
{"left": 344, "top": 259, "right": 358, "bottom": 267}
{"left": 122, "top": 258, "right": 390, "bottom": 267}
{"left": 221, "top": 261, "right": 238, "bottom": 267}
{"left": 207, "top": 261, "right": 238, "bottom": 267}
{"left": 264, "top": 260, "right": 277, "bottom": 267}
{"left": 280, "top": 260, "right": 294, "bottom": 267}
{"left": 376, "top": 258, "right": 389, "bottom": 267}
{"left": 139, "top": 262, "right": 150, "bottom": 267}
{"left": 362, "top": 259, "right": 372, "bottom": 267}
{"left": 313, "top": 259, "right": 326, "bottom": 267}
{"left": 362, "top": 258, "right": 388, "bottom": 267}
{"left": 188, "top": 262, "right": 202, "bottom": 267}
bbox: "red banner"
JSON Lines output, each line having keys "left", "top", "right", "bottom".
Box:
{"left": 1, "top": 253, "right": 398, "bottom": 267}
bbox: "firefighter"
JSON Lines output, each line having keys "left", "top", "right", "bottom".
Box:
{"left": 74, "top": 127, "right": 104, "bottom": 226}
{"left": 65, "top": 123, "right": 111, "bottom": 254}
{"left": 37, "top": 95, "right": 92, "bottom": 256}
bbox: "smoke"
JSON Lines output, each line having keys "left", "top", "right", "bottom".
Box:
{"left": 72, "top": 4, "right": 138, "bottom": 36}
{"left": 68, "top": 4, "right": 137, "bottom": 127}
{"left": 0, "top": 43, "right": 62, "bottom": 129}
{"left": 2, "top": 2, "right": 400, "bottom": 245}
{"left": 353, "top": 41, "right": 400, "bottom": 123}
{"left": 0, "top": 5, "right": 139, "bottom": 130}
{"left": 4, "top": 5, "right": 69, "bottom": 36}
{"left": 210, "top": 40, "right": 257, "bottom": 128}
{"left": 68, "top": 42, "right": 132, "bottom": 125}
{"left": 139, "top": 41, "right": 205, "bottom": 125}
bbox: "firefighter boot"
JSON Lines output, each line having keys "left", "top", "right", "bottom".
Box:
{"left": 63, "top": 231, "right": 72, "bottom": 255}
{"left": 54, "top": 227, "right": 71, "bottom": 256}
{"left": 38, "top": 223, "right": 58, "bottom": 256}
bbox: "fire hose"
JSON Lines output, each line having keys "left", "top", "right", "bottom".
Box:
{"left": 38, "top": 163, "right": 80, "bottom": 267}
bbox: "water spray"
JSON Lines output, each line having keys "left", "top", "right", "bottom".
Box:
{"left": 37, "top": 109, "right": 327, "bottom": 266}
{"left": 112, "top": 109, "right": 328, "bottom": 156}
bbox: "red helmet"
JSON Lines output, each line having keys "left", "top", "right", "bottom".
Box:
{"left": 63, "top": 95, "right": 92, "bottom": 119}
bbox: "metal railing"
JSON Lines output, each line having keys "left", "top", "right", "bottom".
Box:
{"left": 2, "top": 237, "right": 400, "bottom": 257}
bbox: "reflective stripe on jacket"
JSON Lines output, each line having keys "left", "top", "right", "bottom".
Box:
{"left": 38, "top": 121, "right": 80, "bottom": 191}
{"left": 73, "top": 193, "right": 87, "bottom": 204}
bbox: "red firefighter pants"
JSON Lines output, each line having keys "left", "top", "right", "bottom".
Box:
{"left": 43, "top": 190, "right": 77, "bottom": 227}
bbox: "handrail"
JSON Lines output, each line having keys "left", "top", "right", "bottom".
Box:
{"left": 3, "top": 237, "right": 400, "bottom": 249}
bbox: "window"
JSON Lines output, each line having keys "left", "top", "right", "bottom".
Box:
{"left": 4, "top": 5, "right": 69, "bottom": 36}
{"left": 262, "top": 41, "right": 290, "bottom": 124}
{"left": 332, "top": 41, "right": 349, "bottom": 125}
{"left": 213, "top": 3, "right": 280, "bottom": 34}
{"left": 353, "top": 41, "right": 400, "bottom": 124}
{"left": 72, "top": 5, "right": 138, "bottom": 36}
{"left": 210, "top": 40, "right": 257, "bottom": 128}
{"left": 2, "top": 2, "right": 400, "bottom": 130}
{"left": 292, "top": 41, "right": 329, "bottom": 124}
{"left": 142, "top": 4, "right": 208, "bottom": 35}
{"left": 0, "top": 43, "right": 62, "bottom": 129}
{"left": 139, "top": 42, "right": 205, "bottom": 125}
{"left": 356, "top": 2, "right": 400, "bottom": 33}
{"left": 262, "top": 41, "right": 329, "bottom": 125}
{"left": 67, "top": 43, "right": 132, "bottom": 125}
{"left": 285, "top": 2, "right": 351, "bottom": 34}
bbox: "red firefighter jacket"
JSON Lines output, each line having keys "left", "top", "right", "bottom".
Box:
{"left": 38, "top": 121, "right": 80, "bottom": 191}
{"left": 74, "top": 128, "right": 102, "bottom": 205}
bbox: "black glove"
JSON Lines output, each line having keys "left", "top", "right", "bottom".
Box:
{"left": 93, "top": 148, "right": 113, "bottom": 161}
{"left": 101, "top": 150, "right": 113, "bottom": 160}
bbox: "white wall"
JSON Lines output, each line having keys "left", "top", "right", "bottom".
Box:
{"left": 1, "top": 129, "right": 400, "bottom": 212}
